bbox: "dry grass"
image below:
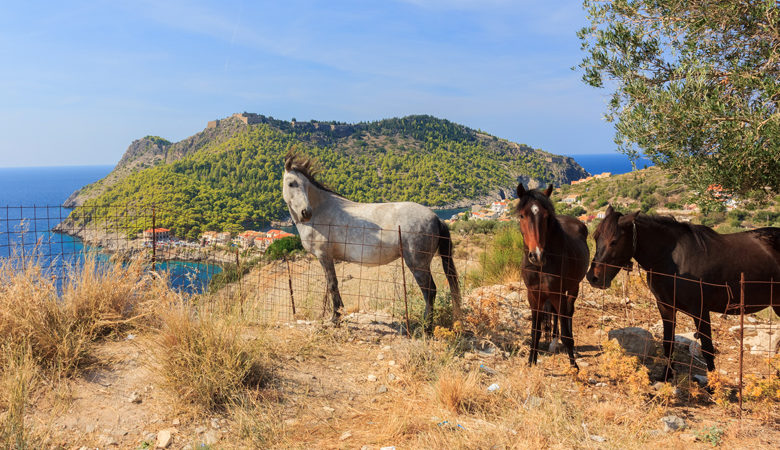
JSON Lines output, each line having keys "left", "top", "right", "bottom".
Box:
{"left": 434, "top": 369, "right": 489, "bottom": 414}
{"left": 0, "top": 343, "right": 41, "bottom": 449}
{"left": 0, "top": 254, "right": 171, "bottom": 377}
{"left": 153, "top": 304, "right": 273, "bottom": 411}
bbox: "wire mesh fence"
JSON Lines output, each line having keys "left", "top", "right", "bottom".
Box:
{"left": 1, "top": 205, "right": 778, "bottom": 418}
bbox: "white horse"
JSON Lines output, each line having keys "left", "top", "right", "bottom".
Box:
{"left": 281, "top": 154, "right": 462, "bottom": 329}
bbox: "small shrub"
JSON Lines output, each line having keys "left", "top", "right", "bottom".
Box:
{"left": 434, "top": 369, "right": 486, "bottom": 413}
{"left": 743, "top": 355, "right": 780, "bottom": 401}
{"left": 155, "top": 305, "right": 272, "bottom": 410}
{"left": 697, "top": 425, "right": 724, "bottom": 447}
{"left": 593, "top": 339, "right": 650, "bottom": 395}
{"left": 469, "top": 225, "right": 524, "bottom": 285}
{"left": 265, "top": 236, "right": 304, "bottom": 260}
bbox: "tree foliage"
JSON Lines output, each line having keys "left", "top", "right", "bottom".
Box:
{"left": 578, "top": 0, "right": 779, "bottom": 198}
{"left": 69, "top": 116, "right": 585, "bottom": 238}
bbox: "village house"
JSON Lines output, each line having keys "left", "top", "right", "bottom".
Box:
{"left": 562, "top": 194, "right": 579, "bottom": 204}
{"left": 143, "top": 228, "right": 170, "bottom": 241}
{"left": 236, "top": 230, "right": 264, "bottom": 248}
{"left": 266, "top": 229, "right": 295, "bottom": 240}
{"left": 570, "top": 172, "right": 612, "bottom": 185}
{"left": 490, "top": 200, "right": 509, "bottom": 214}
{"left": 254, "top": 236, "right": 273, "bottom": 251}
{"left": 200, "top": 231, "right": 231, "bottom": 246}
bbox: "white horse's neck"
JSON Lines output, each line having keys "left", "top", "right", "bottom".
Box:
{"left": 308, "top": 184, "right": 352, "bottom": 215}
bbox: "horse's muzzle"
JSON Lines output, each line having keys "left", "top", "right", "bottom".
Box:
{"left": 300, "top": 207, "right": 313, "bottom": 222}
{"left": 527, "top": 249, "right": 544, "bottom": 266}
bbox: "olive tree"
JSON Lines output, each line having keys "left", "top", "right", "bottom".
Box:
{"left": 578, "top": 0, "right": 779, "bottom": 199}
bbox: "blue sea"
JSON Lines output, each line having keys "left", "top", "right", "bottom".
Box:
{"left": 571, "top": 153, "right": 654, "bottom": 176}
{"left": 0, "top": 165, "right": 219, "bottom": 293}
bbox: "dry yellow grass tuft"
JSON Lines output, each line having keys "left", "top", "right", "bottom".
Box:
{"left": 0, "top": 343, "right": 41, "bottom": 449}
{"left": 154, "top": 304, "right": 273, "bottom": 411}
{"left": 0, "top": 255, "right": 170, "bottom": 378}
{"left": 434, "top": 369, "right": 487, "bottom": 414}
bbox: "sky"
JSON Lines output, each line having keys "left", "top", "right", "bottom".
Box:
{"left": 0, "top": 0, "right": 617, "bottom": 167}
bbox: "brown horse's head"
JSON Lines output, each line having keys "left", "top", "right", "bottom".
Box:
{"left": 515, "top": 183, "right": 554, "bottom": 266}
{"left": 586, "top": 205, "right": 639, "bottom": 288}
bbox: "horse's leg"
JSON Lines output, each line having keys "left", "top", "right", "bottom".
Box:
{"left": 658, "top": 302, "right": 677, "bottom": 381}
{"left": 319, "top": 257, "right": 343, "bottom": 323}
{"left": 694, "top": 310, "right": 716, "bottom": 372}
{"left": 411, "top": 269, "right": 437, "bottom": 334}
{"left": 561, "top": 291, "right": 579, "bottom": 370}
{"left": 528, "top": 292, "right": 542, "bottom": 366}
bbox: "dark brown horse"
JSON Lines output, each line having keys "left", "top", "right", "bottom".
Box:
{"left": 516, "top": 184, "right": 590, "bottom": 369}
{"left": 587, "top": 205, "right": 780, "bottom": 380}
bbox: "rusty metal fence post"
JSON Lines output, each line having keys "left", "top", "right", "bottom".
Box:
{"left": 398, "top": 226, "right": 411, "bottom": 338}
{"left": 739, "top": 272, "right": 745, "bottom": 420}
{"left": 286, "top": 257, "right": 296, "bottom": 316}
{"left": 151, "top": 206, "right": 157, "bottom": 271}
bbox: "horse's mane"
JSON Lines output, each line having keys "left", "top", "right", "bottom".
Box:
{"left": 598, "top": 211, "right": 719, "bottom": 251}
{"left": 284, "top": 153, "right": 344, "bottom": 197}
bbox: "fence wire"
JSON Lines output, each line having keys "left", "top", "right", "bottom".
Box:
{"left": 1, "top": 205, "right": 778, "bottom": 420}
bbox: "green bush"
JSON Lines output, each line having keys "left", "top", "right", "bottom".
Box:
{"left": 469, "top": 225, "right": 524, "bottom": 285}
{"left": 449, "top": 219, "right": 499, "bottom": 235}
{"left": 264, "top": 236, "right": 304, "bottom": 260}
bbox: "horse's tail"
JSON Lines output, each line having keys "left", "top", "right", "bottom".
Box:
{"left": 437, "top": 219, "right": 462, "bottom": 322}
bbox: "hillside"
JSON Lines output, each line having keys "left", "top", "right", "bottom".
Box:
{"left": 63, "top": 114, "right": 588, "bottom": 239}
{"left": 555, "top": 167, "right": 780, "bottom": 232}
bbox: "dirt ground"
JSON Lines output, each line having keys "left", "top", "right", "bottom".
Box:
{"left": 19, "top": 246, "right": 780, "bottom": 449}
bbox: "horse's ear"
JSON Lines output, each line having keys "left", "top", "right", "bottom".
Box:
{"left": 544, "top": 184, "right": 553, "bottom": 198}
{"left": 516, "top": 183, "right": 526, "bottom": 198}
{"left": 284, "top": 152, "right": 294, "bottom": 171}
{"left": 625, "top": 210, "right": 640, "bottom": 223}
{"left": 605, "top": 204, "right": 614, "bottom": 216}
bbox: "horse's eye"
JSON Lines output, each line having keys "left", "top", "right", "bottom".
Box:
{"left": 519, "top": 214, "right": 524, "bottom": 219}
{"left": 610, "top": 239, "right": 618, "bottom": 246}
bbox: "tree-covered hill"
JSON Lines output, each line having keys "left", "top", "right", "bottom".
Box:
{"left": 64, "top": 114, "right": 589, "bottom": 239}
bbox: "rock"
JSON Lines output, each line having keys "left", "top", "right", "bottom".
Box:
{"left": 377, "top": 353, "right": 385, "bottom": 360}
{"left": 128, "top": 391, "right": 142, "bottom": 404}
{"left": 728, "top": 324, "right": 780, "bottom": 355}
{"left": 203, "top": 430, "right": 219, "bottom": 445}
{"left": 98, "top": 434, "right": 117, "bottom": 446}
{"left": 590, "top": 435, "right": 607, "bottom": 442}
{"left": 85, "top": 424, "right": 96, "bottom": 433}
{"left": 388, "top": 360, "right": 396, "bottom": 366}
{"left": 487, "top": 383, "right": 500, "bottom": 392}
{"left": 171, "top": 418, "right": 180, "bottom": 426}
{"left": 463, "top": 352, "right": 477, "bottom": 360}
{"left": 692, "top": 374, "right": 708, "bottom": 386}
{"left": 660, "top": 415, "right": 686, "bottom": 432}
{"left": 747, "top": 316, "right": 758, "bottom": 323}
{"left": 674, "top": 332, "right": 704, "bottom": 362}
{"left": 340, "top": 431, "right": 353, "bottom": 441}
{"left": 608, "top": 327, "right": 658, "bottom": 359}
{"left": 524, "top": 395, "right": 543, "bottom": 409}
{"left": 387, "top": 373, "right": 396, "bottom": 381}
{"left": 126, "top": 333, "right": 136, "bottom": 340}
{"left": 652, "top": 382, "right": 666, "bottom": 391}
{"left": 194, "top": 426, "right": 207, "bottom": 434}
{"left": 680, "top": 433, "right": 698, "bottom": 442}
{"left": 382, "top": 345, "right": 392, "bottom": 351}
{"left": 210, "top": 418, "right": 220, "bottom": 429}
{"left": 323, "top": 406, "right": 335, "bottom": 413}
{"left": 155, "top": 429, "right": 172, "bottom": 448}
{"left": 376, "top": 385, "right": 388, "bottom": 394}
{"left": 594, "top": 382, "right": 607, "bottom": 387}
{"left": 367, "top": 374, "right": 377, "bottom": 382}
